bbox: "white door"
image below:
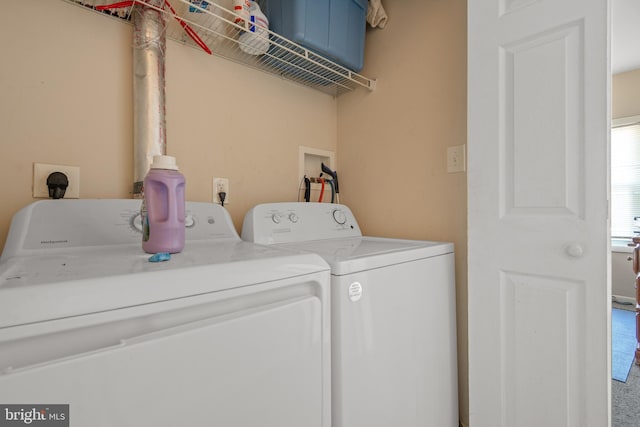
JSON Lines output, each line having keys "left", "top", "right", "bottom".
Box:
{"left": 467, "top": 0, "right": 610, "bottom": 426}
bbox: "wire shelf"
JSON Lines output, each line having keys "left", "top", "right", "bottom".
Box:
{"left": 63, "top": 0, "right": 376, "bottom": 96}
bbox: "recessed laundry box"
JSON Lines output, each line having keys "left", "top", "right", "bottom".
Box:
{"left": 263, "top": 0, "right": 367, "bottom": 71}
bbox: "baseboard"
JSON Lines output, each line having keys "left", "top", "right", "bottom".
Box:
{"left": 612, "top": 294, "right": 635, "bottom": 306}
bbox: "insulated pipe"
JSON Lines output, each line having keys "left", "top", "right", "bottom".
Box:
{"left": 132, "top": 0, "right": 167, "bottom": 197}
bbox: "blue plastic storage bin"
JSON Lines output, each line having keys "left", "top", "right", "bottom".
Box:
{"left": 263, "top": 0, "right": 367, "bottom": 72}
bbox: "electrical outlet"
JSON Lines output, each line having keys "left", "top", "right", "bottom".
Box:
{"left": 447, "top": 145, "right": 466, "bottom": 173}
{"left": 33, "top": 163, "right": 80, "bottom": 198}
{"left": 213, "top": 177, "right": 229, "bottom": 204}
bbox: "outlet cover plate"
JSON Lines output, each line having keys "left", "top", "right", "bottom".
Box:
{"left": 33, "top": 163, "right": 80, "bottom": 198}
{"left": 213, "top": 177, "right": 229, "bottom": 204}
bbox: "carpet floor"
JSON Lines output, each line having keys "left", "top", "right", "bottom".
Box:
{"left": 612, "top": 361, "right": 640, "bottom": 427}
{"left": 612, "top": 302, "right": 639, "bottom": 426}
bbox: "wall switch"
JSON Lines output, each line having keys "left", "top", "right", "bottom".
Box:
{"left": 447, "top": 145, "right": 466, "bottom": 173}
{"left": 213, "top": 177, "right": 229, "bottom": 205}
{"left": 33, "top": 163, "right": 80, "bottom": 198}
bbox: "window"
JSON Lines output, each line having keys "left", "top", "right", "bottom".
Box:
{"left": 611, "top": 116, "right": 640, "bottom": 239}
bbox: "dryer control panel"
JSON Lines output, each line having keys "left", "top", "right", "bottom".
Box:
{"left": 242, "top": 202, "right": 362, "bottom": 245}
{"left": 1, "top": 199, "right": 239, "bottom": 259}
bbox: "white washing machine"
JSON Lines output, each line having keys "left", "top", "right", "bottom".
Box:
{"left": 242, "top": 202, "right": 458, "bottom": 427}
{"left": 0, "top": 199, "right": 331, "bottom": 427}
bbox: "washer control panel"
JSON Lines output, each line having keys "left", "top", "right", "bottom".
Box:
{"left": 241, "top": 202, "right": 362, "bottom": 244}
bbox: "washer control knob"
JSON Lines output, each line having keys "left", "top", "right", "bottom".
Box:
{"left": 271, "top": 214, "right": 281, "bottom": 224}
{"left": 333, "top": 209, "right": 347, "bottom": 225}
{"left": 185, "top": 214, "right": 195, "bottom": 228}
{"left": 289, "top": 213, "right": 299, "bottom": 223}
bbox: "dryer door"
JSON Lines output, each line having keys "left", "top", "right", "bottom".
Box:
{"left": 0, "top": 285, "right": 326, "bottom": 427}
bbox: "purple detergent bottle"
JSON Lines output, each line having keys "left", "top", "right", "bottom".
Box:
{"left": 142, "top": 155, "right": 186, "bottom": 254}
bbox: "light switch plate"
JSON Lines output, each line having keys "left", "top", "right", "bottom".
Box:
{"left": 33, "top": 163, "right": 80, "bottom": 198}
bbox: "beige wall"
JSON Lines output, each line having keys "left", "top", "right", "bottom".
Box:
{"left": 613, "top": 68, "right": 640, "bottom": 119}
{"left": 2, "top": 0, "right": 469, "bottom": 424}
{"left": 0, "top": 0, "right": 336, "bottom": 247}
{"left": 337, "top": 0, "right": 468, "bottom": 424}
{"left": 0, "top": 1, "right": 134, "bottom": 249}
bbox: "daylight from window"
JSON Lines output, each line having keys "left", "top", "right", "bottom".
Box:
{"left": 611, "top": 122, "right": 640, "bottom": 238}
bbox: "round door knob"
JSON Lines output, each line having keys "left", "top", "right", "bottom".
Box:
{"left": 566, "top": 243, "right": 584, "bottom": 258}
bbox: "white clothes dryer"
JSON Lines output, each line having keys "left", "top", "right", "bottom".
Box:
{"left": 242, "top": 202, "right": 459, "bottom": 427}
{"left": 0, "top": 199, "right": 331, "bottom": 427}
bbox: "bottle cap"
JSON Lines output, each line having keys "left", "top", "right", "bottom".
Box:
{"left": 150, "top": 155, "right": 179, "bottom": 170}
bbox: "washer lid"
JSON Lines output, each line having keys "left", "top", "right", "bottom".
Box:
{"left": 0, "top": 240, "right": 329, "bottom": 328}
{"left": 275, "top": 236, "right": 454, "bottom": 275}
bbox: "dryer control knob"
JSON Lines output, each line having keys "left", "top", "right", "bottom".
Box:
{"left": 289, "top": 213, "right": 299, "bottom": 223}
{"left": 333, "top": 209, "right": 347, "bottom": 225}
{"left": 271, "top": 214, "right": 281, "bottom": 224}
{"left": 131, "top": 213, "right": 143, "bottom": 233}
